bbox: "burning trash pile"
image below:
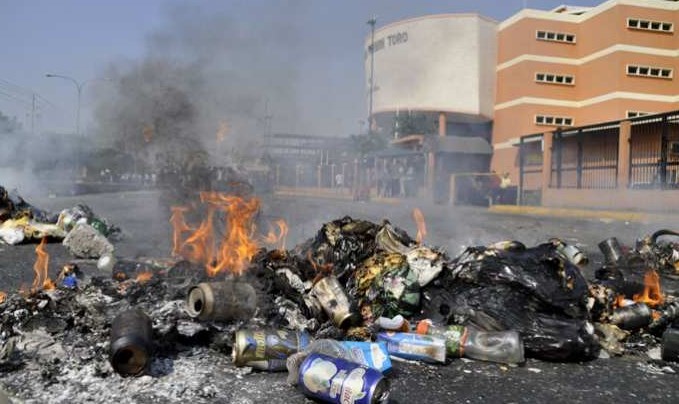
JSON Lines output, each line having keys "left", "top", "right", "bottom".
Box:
{"left": 2, "top": 190, "right": 679, "bottom": 403}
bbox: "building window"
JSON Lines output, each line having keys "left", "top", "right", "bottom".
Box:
{"left": 535, "top": 72, "right": 575, "bottom": 85}
{"left": 627, "top": 18, "right": 673, "bottom": 33}
{"left": 536, "top": 30, "right": 576, "bottom": 43}
{"left": 535, "top": 115, "right": 574, "bottom": 127}
{"left": 626, "top": 64, "right": 673, "bottom": 79}
{"left": 626, "top": 111, "right": 652, "bottom": 118}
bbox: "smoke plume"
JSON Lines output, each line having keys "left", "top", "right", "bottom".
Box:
{"left": 93, "top": 1, "right": 306, "bottom": 169}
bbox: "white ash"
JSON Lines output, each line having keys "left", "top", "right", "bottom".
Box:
{"left": 62, "top": 223, "right": 114, "bottom": 258}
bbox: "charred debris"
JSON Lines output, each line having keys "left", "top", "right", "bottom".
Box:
{"left": 2, "top": 187, "right": 679, "bottom": 402}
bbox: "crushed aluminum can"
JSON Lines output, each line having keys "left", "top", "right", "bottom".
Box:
{"left": 298, "top": 353, "right": 390, "bottom": 404}
{"left": 233, "top": 329, "right": 311, "bottom": 369}
{"left": 110, "top": 309, "right": 153, "bottom": 376}
{"left": 661, "top": 326, "right": 679, "bottom": 362}
{"left": 309, "top": 275, "right": 355, "bottom": 329}
{"left": 377, "top": 331, "right": 446, "bottom": 363}
{"left": 186, "top": 280, "right": 257, "bottom": 322}
{"left": 599, "top": 237, "right": 624, "bottom": 266}
{"left": 610, "top": 302, "right": 652, "bottom": 330}
{"left": 551, "top": 238, "right": 588, "bottom": 266}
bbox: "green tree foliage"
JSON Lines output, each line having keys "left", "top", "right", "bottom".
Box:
{"left": 350, "top": 132, "right": 389, "bottom": 157}
{"left": 393, "top": 113, "right": 436, "bottom": 137}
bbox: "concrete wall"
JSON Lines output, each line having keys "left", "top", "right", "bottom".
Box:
{"left": 365, "top": 14, "right": 497, "bottom": 118}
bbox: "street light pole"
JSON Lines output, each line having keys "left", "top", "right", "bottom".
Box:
{"left": 367, "top": 16, "right": 377, "bottom": 135}
{"left": 45, "top": 74, "right": 83, "bottom": 137}
{"left": 46, "top": 74, "right": 110, "bottom": 177}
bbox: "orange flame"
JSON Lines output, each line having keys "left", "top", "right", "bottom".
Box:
{"left": 170, "top": 206, "right": 193, "bottom": 256}
{"left": 170, "top": 192, "right": 262, "bottom": 276}
{"left": 633, "top": 270, "right": 664, "bottom": 307}
{"left": 32, "top": 238, "right": 55, "bottom": 292}
{"left": 0, "top": 291, "right": 6, "bottom": 304}
{"left": 307, "top": 251, "right": 333, "bottom": 277}
{"left": 135, "top": 271, "right": 153, "bottom": 284}
{"left": 216, "top": 120, "right": 229, "bottom": 143}
{"left": 614, "top": 294, "right": 628, "bottom": 308}
{"left": 412, "top": 208, "right": 427, "bottom": 244}
{"left": 142, "top": 124, "right": 154, "bottom": 143}
{"left": 262, "top": 219, "right": 288, "bottom": 250}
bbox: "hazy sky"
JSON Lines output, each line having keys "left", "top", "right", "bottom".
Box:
{"left": 0, "top": 0, "right": 601, "bottom": 137}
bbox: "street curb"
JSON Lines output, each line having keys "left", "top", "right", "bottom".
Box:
{"left": 273, "top": 188, "right": 402, "bottom": 205}
{"left": 487, "top": 204, "right": 671, "bottom": 223}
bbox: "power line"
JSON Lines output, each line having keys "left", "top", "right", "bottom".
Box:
{"left": 0, "top": 89, "right": 32, "bottom": 107}
{"left": 0, "top": 78, "right": 56, "bottom": 109}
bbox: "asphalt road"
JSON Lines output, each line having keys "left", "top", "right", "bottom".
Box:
{"left": 2, "top": 190, "right": 679, "bottom": 403}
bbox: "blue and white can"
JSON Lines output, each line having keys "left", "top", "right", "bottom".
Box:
{"left": 298, "top": 353, "right": 390, "bottom": 404}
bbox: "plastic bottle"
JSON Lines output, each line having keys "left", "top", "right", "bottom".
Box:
{"left": 416, "top": 320, "right": 525, "bottom": 364}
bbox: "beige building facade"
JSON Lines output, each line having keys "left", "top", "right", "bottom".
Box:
{"left": 493, "top": 0, "right": 679, "bottom": 181}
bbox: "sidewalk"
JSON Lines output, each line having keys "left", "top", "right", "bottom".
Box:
{"left": 274, "top": 186, "right": 402, "bottom": 204}
{"left": 488, "top": 204, "right": 679, "bottom": 224}
{"left": 273, "top": 186, "right": 679, "bottom": 224}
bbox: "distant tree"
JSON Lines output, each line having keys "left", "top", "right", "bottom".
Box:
{"left": 350, "top": 132, "right": 389, "bottom": 158}
{"left": 0, "top": 110, "right": 22, "bottom": 133}
{"left": 393, "top": 113, "right": 436, "bottom": 138}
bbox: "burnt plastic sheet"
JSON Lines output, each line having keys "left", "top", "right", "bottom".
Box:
{"left": 421, "top": 243, "right": 599, "bottom": 361}
{"left": 293, "top": 216, "right": 381, "bottom": 282}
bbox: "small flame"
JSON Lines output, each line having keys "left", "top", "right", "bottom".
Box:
{"left": 412, "top": 207, "right": 427, "bottom": 244}
{"left": 614, "top": 294, "right": 628, "bottom": 308}
{"left": 0, "top": 291, "right": 6, "bottom": 304}
{"left": 307, "top": 251, "right": 333, "bottom": 278}
{"left": 170, "top": 206, "right": 193, "bottom": 256}
{"left": 216, "top": 120, "right": 229, "bottom": 143}
{"left": 633, "top": 270, "right": 664, "bottom": 307}
{"left": 262, "top": 219, "right": 288, "bottom": 250}
{"left": 170, "top": 192, "right": 262, "bottom": 276}
{"left": 32, "top": 238, "right": 55, "bottom": 292}
{"left": 135, "top": 271, "right": 153, "bottom": 284}
{"left": 142, "top": 124, "right": 154, "bottom": 143}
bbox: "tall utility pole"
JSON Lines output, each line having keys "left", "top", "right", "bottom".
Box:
{"left": 46, "top": 74, "right": 84, "bottom": 137}
{"left": 263, "top": 98, "right": 273, "bottom": 137}
{"left": 367, "top": 16, "right": 377, "bottom": 135}
{"left": 31, "top": 93, "right": 36, "bottom": 135}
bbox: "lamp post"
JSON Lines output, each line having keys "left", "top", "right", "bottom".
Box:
{"left": 45, "top": 74, "right": 86, "bottom": 137}
{"left": 46, "top": 74, "right": 111, "bottom": 176}
{"left": 367, "top": 16, "right": 377, "bottom": 135}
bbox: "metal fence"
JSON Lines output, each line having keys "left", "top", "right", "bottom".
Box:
{"left": 629, "top": 112, "right": 679, "bottom": 189}
{"left": 550, "top": 124, "right": 619, "bottom": 189}
{"left": 518, "top": 134, "right": 543, "bottom": 205}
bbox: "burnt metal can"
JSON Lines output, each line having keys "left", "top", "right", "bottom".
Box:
{"left": 298, "top": 353, "right": 390, "bottom": 404}
{"left": 186, "top": 280, "right": 257, "bottom": 322}
{"left": 110, "top": 309, "right": 153, "bottom": 376}
{"left": 233, "top": 329, "right": 311, "bottom": 369}
{"left": 309, "top": 275, "right": 355, "bottom": 329}
{"left": 610, "top": 303, "right": 652, "bottom": 330}
{"left": 559, "top": 243, "right": 588, "bottom": 266}
{"left": 599, "top": 237, "right": 624, "bottom": 266}
{"left": 551, "top": 238, "right": 588, "bottom": 266}
{"left": 661, "top": 327, "right": 679, "bottom": 362}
